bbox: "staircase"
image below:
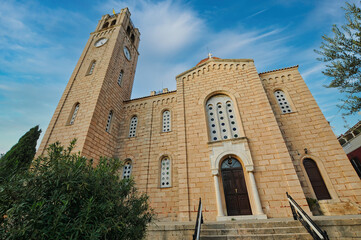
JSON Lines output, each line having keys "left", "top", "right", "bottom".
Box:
{"left": 199, "top": 219, "right": 312, "bottom": 240}
{"left": 145, "top": 215, "right": 361, "bottom": 239}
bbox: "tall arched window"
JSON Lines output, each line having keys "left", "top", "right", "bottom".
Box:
{"left": 303, "top": 158, "right": 331, "bottom": 200}
{"left": 69, "top": 103, "right": 80, "bottom": 125}
{"left": 162, "top": 110, "right": 171, "bottom": 132}
{"left": 160, "top": 157, "right": 171, "bottom": 188}
{"left": 206, "top": 95, "right": 240, "bottom": 142}
{"left": 111, "top": 19, "right": 116, "bottom": 26}
{"left": 106, "top": 110, "right": 113, "bottom": 133}
{"left": 117, "top": 70, "right": 123, "bottom": 86}
{"left": 274, "top": 90, "right": 292, "bottom": 114}
{"left": 128, "top": 116, "right": 138, "bottom": 137}
{"left": 122, "top": 160, "right": 132, "bottom": 179}
{"left": 87, "top": 61, "right": 96, "bottom": 75}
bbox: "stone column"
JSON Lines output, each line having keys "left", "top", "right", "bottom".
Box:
{"left": 246, "top": 166, "right": 264, "bottom": 215}
{"left": 212, "top": 170, "right": 224, "bottom": 217}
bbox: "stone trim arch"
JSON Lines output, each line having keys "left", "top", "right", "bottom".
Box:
{"left": 200, "top": 89, "right": 246, "bottom": 141}
{"left": 300, "top": 155, "right": 339, "bottom": 201}
{"left": 209, "top": 141, "right": 266, "bottom": 220}
{"left": 271, "top": 87, "right": 297, "bottom": 114}
{"left": 160, "top": 108, "right": 172, "bottom": 133}
{"left": 128, "top": 115, "right": 138, "bottom": 138}
{"left": 159, "top": 155, "right": 173, "bottom": 188}
{"left": 66, "top": 102, "right": 80, "bottom": 126}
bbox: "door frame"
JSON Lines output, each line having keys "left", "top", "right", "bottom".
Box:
{"left": 218, "top": 155, "right": 255, "bottom": 216}
{"left": 220, "top": 157, "right": 252, "bottom": 215}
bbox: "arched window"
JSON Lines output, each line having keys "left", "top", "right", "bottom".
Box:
{"left": 106, "top": 110, "right": 113, "bottom": 133}
{"left": 128, "top": 116, "right": 138, "bottom": 137}
{"left": 117, "top": 70, "right": 123, "bottom": 86}
{"left": 303, "top": 158, "right": 331, "bottom": 200}
{"left": 131, "top": 34, "right": 135, "bottom": 44}
{"left": 111, "top": 19, "right": 116, "bottom": 26}
{"left": 88, "top": 61, "right": 96, "bottom": 75}
{"left": 160, "top": 157, "right": 171, "bottom": 188}
{"left": 122, "top": 160, "right": 132, "bottom": 179}
{"left": 162, "top": 110, "right": 171, "bottom": 132}
{"left": 102, "top": 22, "right": 109, "bottom": 29}
{"left": 69, "top": 103, "right": 80, "bottom": 125}
{"left": 206, "top": 95, "right": 240, "bottom": 142}
{"left": 126, "top": 26, "right": 131, "bottom": 35}
{"left": 274, "top": 90, "right": 292, "bottom": 114}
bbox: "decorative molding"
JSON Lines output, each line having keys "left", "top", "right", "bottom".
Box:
{"left": 177, "top": 61, "right": 250, "bottom": 82}
{"left": 209, "top": 141, "right": 254, "bottom": 174}
{"left": 261, "top": 73, "right": 293, "bottom": 86}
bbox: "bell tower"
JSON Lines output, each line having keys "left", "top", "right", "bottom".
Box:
{"left": 37, "top": 8, "right": 140, "bottom": 162}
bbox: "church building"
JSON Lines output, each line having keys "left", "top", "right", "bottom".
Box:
{"left": 36, "top": 8, "right": 361, "bottom": 222}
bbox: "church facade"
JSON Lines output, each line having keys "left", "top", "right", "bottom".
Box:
{"left": 37, "top": 8, "right": 361, "bottom": 222}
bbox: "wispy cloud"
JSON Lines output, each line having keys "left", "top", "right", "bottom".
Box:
{"left": 246, "top": 9, "right": 268, "bottom": 19}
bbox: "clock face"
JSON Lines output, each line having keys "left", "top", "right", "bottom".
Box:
{"left": 123, "top": 46, "right": 131, "bottom": 60}
{"left": 94, "top": 38, "right": 108, "bottom": 47}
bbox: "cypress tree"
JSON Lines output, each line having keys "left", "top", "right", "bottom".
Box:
{"left": 0, "top": 125, "right": 41, "bottom": 180}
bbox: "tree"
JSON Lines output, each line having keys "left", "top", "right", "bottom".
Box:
{"left": 0, "top": 140, "right": 153, "bottom": 240}
{"left": 0, "top": 125, "right": 41, "bottom": 180}
{"left": 315, "top": 2, "right": 361, "bottom": 115}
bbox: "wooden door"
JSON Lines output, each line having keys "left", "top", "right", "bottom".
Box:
{"left": 221, "top": 157, "right": 252, "bottom": 216}
{"left": 304, "top": 158, "right": 331, "bottom": 200}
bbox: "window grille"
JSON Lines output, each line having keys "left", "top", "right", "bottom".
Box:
{"left": 69, "top": 103, "right": 80, "bottom": 125}
{"left": 117, "top": 70, "right": 123, "bottom": 86}
{"left": 88, "top": 61, "right": 96, "bottom": 75}
{"left": 106, "top": 110, "right": 113, "bottom": 132}
{"left": 206, "top": 95, "right": 240, "bottom": 142}
{"left": 129, "top": 116, "right": 138, "bottom": 137}
{"left": 274, "top": 90, "right": 292, "bottom": 114}
{"left": 160, "top": 157, "right": 171, "bottom": 188}
{"left": 122, "top": 160, "right": 132, "bottom": 179}
{"left": 162, "top": 110, "right": 171, "bottom": 132}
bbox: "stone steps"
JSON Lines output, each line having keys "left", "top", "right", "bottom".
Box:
{"left": 145, "top": 215, "right": 361, "bottom": 239}
{"left": 199, "top": 219, "right": 313, "bottom": 240}
{"left": 199, "top": 233, "right": 312, "bottom": 240}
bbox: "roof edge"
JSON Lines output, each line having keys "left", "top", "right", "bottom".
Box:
{"left": 258, "top": 65, "right": 299, "bottom": 75}
{"left": 176, "top": 58, "right": 254, "bottom": 80}
{"left": 124, "top": 90, "right": 177, "bottom": 103}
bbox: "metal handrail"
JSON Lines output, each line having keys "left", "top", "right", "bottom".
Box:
{"left": 286, "top": 192, "right": 329, "bottom": 240}
{"left": 192, "top": 198, "right": 204, "bottom": 240}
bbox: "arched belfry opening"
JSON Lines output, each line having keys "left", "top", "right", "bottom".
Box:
{"left": 221, "top": 156, "right": 252, "bottom": 216}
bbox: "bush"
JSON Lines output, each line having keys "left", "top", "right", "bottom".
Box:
{"left": 0, "top": 140, "right": 153, "bottom": 240}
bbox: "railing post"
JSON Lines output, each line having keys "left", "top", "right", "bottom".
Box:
{"left": 286, "top": 192, "right": 329, "bottom": 240}
{"left": 286, "top": 192, "right": 297, "bottom": 220}
{"left": 193, "top": 198, "right": 203, "bottom": 240}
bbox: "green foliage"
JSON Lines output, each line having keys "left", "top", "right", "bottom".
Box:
{"left": 315, "top": 2, "right": 361, "bottom": 115}
{"left": 0, "top": 140, "right": 153, "bottom": 240}
{"left": 0, "top": 125, "right": 41, "bottom": 181}
{"left": 306, "top": 197, "right": 323, "bottom": 216}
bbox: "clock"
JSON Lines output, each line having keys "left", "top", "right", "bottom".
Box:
{"left": 94, "top": 38, "right": 108, "bottom": 47}
{"left": 123, "top": 46, "right": 131, "bottom": 60}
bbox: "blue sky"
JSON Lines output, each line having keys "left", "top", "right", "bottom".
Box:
{"left": 0, "top": 0, "right": 360, "bottom": 154}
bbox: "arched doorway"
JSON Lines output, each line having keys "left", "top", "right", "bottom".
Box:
{"left": 304, "top": 158, "right": 331, "bottom": 200}
{"left": 221, "top": 157, "right": 252, "bottom": 215}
